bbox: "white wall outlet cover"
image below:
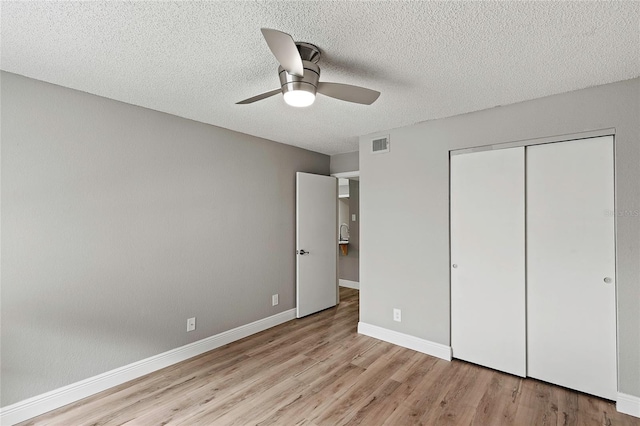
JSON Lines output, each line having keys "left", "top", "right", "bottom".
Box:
{"left": 352, "top": 214, "right": 356, "bottom": 222}
{"left": 272, "top": 294, "right": 279, "bottom": 306}
{"left": 187, "top": 317, "right": 196, "bottom": 332}
{"left": 393, "top": 308, "right": 401, "bottom": 322}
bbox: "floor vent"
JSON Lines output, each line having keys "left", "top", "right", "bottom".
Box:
{"left": 372, "top": 135, "right": 390, "bottom": 154}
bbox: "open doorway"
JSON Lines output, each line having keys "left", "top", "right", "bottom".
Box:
{"left": 332, "top": 171, "right": 359, "bottom": 313}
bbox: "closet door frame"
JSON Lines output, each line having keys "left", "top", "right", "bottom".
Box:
{"left": 450, "top": 128, "right": 615, "bottom": 157}
{"left": 449, "top": 128, "right": 618, "bottom": 397}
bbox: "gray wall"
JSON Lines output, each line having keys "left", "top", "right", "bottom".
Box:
{"left": 0, "top": 72, "right": 329, "bottom": 406}
{"left": 330, "top": 151, "right": 358, "bottom": 174}
{"left": 359, "top": 78, "right": 640, "bottom": 397}
{"left": 339, "top": 180, "right": 359, "bottom": 282}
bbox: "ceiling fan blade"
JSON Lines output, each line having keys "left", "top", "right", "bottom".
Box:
{"left": 317, "top": 82, "right": 380, "bottom": 105}
{"left": 260, "top": 28, "right": 304, "bottom": 77}
{"left": 236, "top": 88, "right": 281, "bottom": 105}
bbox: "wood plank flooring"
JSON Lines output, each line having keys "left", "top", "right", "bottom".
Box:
{"left": 20, "top": 287, "right": 639, "bottom": 425}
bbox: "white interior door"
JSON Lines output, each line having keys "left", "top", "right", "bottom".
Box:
{"left": 296, "top": 172, "right": 338, "bottom": 318}
{"left": 450, "top": 147, "right": 526, "bottom": 377}
{"left": 527, "top": 136, "right": 617, "bottom": 400}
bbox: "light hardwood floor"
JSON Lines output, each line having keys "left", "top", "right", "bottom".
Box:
{"left": 20, "top": 287, "right": 639, "bottom": 425}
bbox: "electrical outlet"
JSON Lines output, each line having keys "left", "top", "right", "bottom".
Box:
{"left": 272, "top": 294, "right": 279, "bottom": 306}
{"left": 352, "top": 214, "right": 357, "bottom": 222}
{"left": 187, "top": 317, "right": 196, "bottom": 332}
{"left": 393, "top": 308, "right": 401, "bottom": 322}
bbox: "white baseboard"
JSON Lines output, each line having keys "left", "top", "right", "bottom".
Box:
{"left": 357, "top": 322, "right": 452, "bottom": 361}
{"left": 617, "top": 392, "right": 640, "bottom": 418}
{"left": 0, "top": 309, "right": 296, "bottom": 426}
{"left": 339, "top": 279, "right": 359, "bottom": 290}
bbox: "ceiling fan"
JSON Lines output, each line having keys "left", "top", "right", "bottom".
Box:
{"left": 237, "top": 28, "right": 380, "bottom": 107}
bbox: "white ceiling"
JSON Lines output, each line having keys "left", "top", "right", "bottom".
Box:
{"left": 2, "top": 1, "right": 638, "bottom": 155}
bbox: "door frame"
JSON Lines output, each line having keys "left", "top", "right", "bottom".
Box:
{"left": 332, "top": 171, "right": 360, "bottom": 179}
{"left": 450, "top": 128, "right": 615, "bottom": 157}
{"left": 331, "top": 170, "right": 360, "bottom": 303}
{"left": 448, "top": 127, "right": 618, "bottom": 398}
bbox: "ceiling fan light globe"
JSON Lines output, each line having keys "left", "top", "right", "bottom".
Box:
{"left": 283, "top": 90, "right": 316, "bottom": 107}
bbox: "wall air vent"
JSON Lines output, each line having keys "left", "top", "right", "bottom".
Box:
{"left": 371, "top": 135, "right": 390, "bottom": 154}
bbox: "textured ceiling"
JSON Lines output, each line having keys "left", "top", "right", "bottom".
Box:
{"left": 2, "top": 1, "right": 639, "bottom": 155}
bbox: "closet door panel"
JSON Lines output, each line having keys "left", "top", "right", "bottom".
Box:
{"left": 527, "top": 136, "right": 616, "bottom": 400}
{"left": 451, "top": 147, "right": 526, "bottom": 377}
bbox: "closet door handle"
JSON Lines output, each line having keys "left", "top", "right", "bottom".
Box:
{"left": 452, "top": 264, "right": 458, "bottom": 269}
{"left": 603, "top": 277, "right": 612, "bottom": 284}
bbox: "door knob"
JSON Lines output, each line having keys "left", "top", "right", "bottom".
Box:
{"left": 298, "top": 249, "right": 310, "bottom": 255}
{"left": 604, "top": 277, "right": 613, "bottom": 284}
{"left": 452, "top": 264, "right": 458, "bottom": 269}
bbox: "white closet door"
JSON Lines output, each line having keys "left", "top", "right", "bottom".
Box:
{"left": 451, "top": 147, "right": 526, "bottom": 377}
{"left": 527, "top": 136, "right": 616, "bottom": 400}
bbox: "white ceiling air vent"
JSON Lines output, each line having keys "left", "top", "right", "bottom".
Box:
{"left": 371, "top": 135, "right": 390, "bottom": 154}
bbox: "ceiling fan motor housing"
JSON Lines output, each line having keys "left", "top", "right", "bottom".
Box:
{"left": 279, "top": 61, "right": 320, "bottom": 97}
{"left": 278, "top": 42, "right": 321, "bottom": 97}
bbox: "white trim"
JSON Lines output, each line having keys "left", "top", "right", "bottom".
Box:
{"left": 617, "top": 392, "right": 640, "bottom": 418}
{"left": 357, "top": 322, "right": 452, "bottom": 361}
{"left": 339, "top": 279, "right": 359, "bottom": 290}
{"left": 0, "top": 309, "right": 296, "bottom": 426}
{"left": 450, "top": 128, "right": 615, "bottom": 156}
{"left": 331, "top": 171, "right": 359, "bottom": 179}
